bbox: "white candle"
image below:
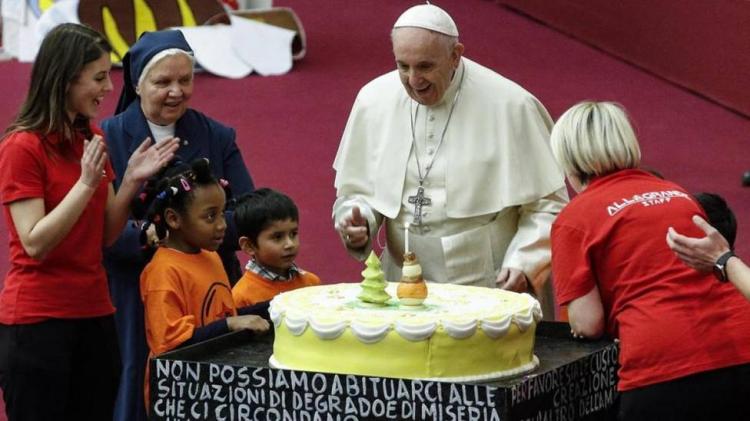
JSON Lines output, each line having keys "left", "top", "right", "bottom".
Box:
{"left": 405, "top": 223, "right": 410, "bottom": 253}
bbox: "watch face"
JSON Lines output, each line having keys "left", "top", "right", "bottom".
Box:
{"left": 713, "top": 265, "right": 723, "bottom": 281}
{"left": 713, "top": 263, "right": 728, "bottom": 282}
{"left": 714, "top": 251, "right": 735, "bottom": 283}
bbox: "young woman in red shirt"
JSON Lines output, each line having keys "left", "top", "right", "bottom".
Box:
{"left": 0, "top": 23, "right": 177, "bottom": 421}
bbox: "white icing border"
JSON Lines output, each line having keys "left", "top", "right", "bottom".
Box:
{"left": 268, "top": 287, "right": 543, "bottom": 344}
{"left": 269, "top": 305, "right": 283, "bottom": 328}
{"left": 284, "top": 315, "right": 309, "bottom": 336}
{"left": 308, "top": 319, "right": 348, "bottom": 340}
{"left": 421, "top": 355, "right": 540, "bottom": 383}
{"left": 481, "top": 314, "right": 512, "bottom": 339}
{"left": 394, "top": 321, "right": 437, "bottom": 341}
{"left": 350, "top": 322, "right": 391, "bottom": 343}
{"left": 443, "top": 319, "right": 477, "bottom": 339}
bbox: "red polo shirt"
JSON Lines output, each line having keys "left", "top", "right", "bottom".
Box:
{"left": 552, "top": 169, "right": 750, "bottom": 391}
{"left": 0, "top": 129, "right": 116, "bottom": 323}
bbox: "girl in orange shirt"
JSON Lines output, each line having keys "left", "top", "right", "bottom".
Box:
{"left": 137, "top": 158, "right": 268, "bottom": 408}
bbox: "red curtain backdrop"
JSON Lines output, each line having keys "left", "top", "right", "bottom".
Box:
{"left": 498, "top": 0, "right": 750, "bottom": 117}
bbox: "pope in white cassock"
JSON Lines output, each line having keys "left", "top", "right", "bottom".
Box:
{"left": 332, "top": 3, "right": 568, "bottom": 318}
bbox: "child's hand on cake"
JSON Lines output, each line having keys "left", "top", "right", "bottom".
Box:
{"left": 227, "top": 315, "right": 270, "bottom": 333}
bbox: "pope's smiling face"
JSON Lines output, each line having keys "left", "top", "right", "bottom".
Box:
{"left": 392, "top": 27, "right": 464, "bottom": 106}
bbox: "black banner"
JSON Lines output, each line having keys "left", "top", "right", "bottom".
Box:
{"left": 507, "top": 344, "right": 619, "bottom": 421}
{"left": 150, "top": 360, "right": 504, "bottom": 421}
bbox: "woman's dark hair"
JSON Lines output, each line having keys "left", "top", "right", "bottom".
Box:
{"left": 134, "top": 158, "right": 230, "bottom": 247}
{"left": 233, "top": 188, "right": 299, "bottom": 245}
{"left": 5, "top": 23, "right": 111, "bottom": 150}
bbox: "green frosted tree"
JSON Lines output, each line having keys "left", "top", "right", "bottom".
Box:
{"left": 358, "top": 251, "right": 391, "bottom": 305}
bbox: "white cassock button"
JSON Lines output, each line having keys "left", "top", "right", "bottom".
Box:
{"left": 428, "top": 133, "right": 434, "bottom": 139}
{"left": 427, "top": 148, "right": 434, "bottom": 155}
{"left": 429, "top": 115, "right": 435, "bottom": 121}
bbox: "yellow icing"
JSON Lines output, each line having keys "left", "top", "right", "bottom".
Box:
{"left": 271, "top": 283, "right": 540, "bottom": 380}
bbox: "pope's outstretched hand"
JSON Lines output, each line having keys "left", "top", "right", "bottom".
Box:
{"left": 337, "top": 206, "right": 369, "bottom": 248}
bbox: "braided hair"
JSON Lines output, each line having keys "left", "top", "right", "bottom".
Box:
{"left": 133, "top": 158, "right": 231, "bottom": 249}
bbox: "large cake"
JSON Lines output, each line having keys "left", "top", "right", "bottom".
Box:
{"left": 269, "top": 281, "right": 542, "bottom": 381}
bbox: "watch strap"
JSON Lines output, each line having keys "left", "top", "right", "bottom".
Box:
{"left": 715, "top": 250, "right": 736, "bottom": 283}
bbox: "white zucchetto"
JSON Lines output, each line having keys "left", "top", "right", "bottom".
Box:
{"left": 393, "top": 4, "right": 459, "bottom": 37}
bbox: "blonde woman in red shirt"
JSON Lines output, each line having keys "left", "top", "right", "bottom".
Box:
{"left": 550, "top": 101, "right": 750, "bottom": 420}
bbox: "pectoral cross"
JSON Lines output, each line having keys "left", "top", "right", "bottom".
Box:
{"left": 408, "top": 185, "right": 431, "bottom": 225}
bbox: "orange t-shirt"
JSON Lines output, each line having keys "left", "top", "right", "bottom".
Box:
{"left": 232, "top": 269, "right": 321, "bottom": 308}
{"left": 141, "top": 247, "right": 236, "bottom": 407}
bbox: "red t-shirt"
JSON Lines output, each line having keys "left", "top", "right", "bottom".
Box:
{"left": 0, "top": 129, "right": 116, "bottom": 323}
{"left": 552, "top": 169, "right": 750, "bottom": 391}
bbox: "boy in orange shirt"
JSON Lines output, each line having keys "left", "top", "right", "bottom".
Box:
{"left": 232, "top": 188, "right": 321, "bottom": 307}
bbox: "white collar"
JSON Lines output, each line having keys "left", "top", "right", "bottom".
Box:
{"left": 146, "top": 120, "right": 176, "bottom": 143}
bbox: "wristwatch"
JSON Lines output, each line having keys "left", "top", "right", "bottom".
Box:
{"left": 713, "top": 251, "right": 736, "bottom": 283}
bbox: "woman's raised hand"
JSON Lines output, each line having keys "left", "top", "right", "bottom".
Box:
{"left": 125, "top": 137, "right": 180, "bottom": 183}
{"left": 80, "top": 135, "right": 108, "bottom": 188}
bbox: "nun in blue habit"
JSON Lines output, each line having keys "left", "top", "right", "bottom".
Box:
{"left": 102, "top": 29, "right": 254, "bottom": 421}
